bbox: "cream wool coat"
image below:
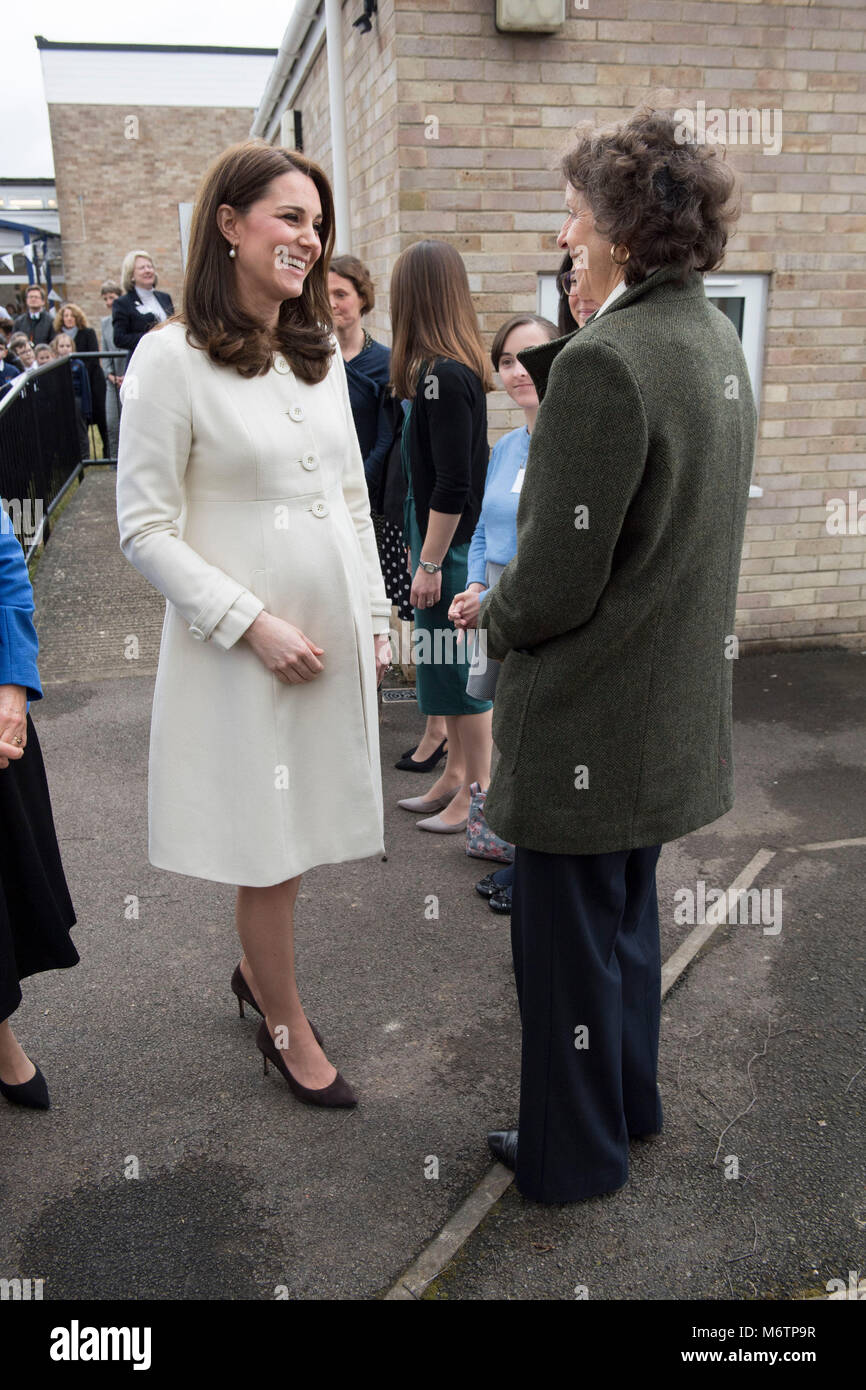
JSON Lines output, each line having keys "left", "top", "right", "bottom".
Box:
{"left": 116, "top": 322, "right": 391, "bottom": 886}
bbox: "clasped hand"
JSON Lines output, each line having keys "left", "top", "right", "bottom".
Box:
{"left": 243, "top": 612, "right": 391, "bottom": 687}
{"left": 0, "top": 684, "right": 27, "bottom": 770}
{"left": 448, "top": 584, "right": 486, "bottom": 630}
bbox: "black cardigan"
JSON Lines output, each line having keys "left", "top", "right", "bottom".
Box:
{"left": 404, "top": 357, "right": 489, "bottom": 548}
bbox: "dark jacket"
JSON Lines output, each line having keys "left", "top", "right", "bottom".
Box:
{"left": 344, "top": 337, "right": 393, "bottom": 497}
{"left": 70, "top": 325, "right": 107, "bottom": 414}
{"left": 13, "top": 309, "right": 54, "bottom": 345}
{"left": 479, "top": 266, "right": 757, "bottom": 855}
{"left": 112, "top": 288, "right": 174, "bottom": 355}
{"left": 403, "top": 356, "right": 489, "bottom": 547}
{"left": 0, "top": 360, "right": 22, "bottom": 397}
{"left": 68, "top": 355, "right": 92, "bottom": 420}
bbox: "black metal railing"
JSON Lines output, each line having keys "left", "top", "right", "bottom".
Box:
{"left": 0, "top": 358, "right": 86, "bottom": 563}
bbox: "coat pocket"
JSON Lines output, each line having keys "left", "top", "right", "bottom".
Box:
{"left": 491, "top": 649, "right": 541, "bottom": 776}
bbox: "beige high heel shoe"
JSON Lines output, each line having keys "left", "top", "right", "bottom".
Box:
{"left": 397, "top": 783, "right": 463, "bottom": 814}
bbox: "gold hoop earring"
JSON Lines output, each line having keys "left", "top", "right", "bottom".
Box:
{"left": 610, "top": 244, "right": 630, "bottom": 266}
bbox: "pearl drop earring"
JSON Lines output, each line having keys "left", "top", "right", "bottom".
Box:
{"left": 228, "top": 245, "right": 237, "bottom": 259}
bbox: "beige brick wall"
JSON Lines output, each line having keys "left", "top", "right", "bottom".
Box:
{"left": 46, "top": 104, "right": 257, "bottom": 331}
{"left": 254, "top": 0, "right": 866, "bottom": 647}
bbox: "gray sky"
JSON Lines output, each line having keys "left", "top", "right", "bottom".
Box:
{"left": 2, "top": 1, "right": 294, "bottom": 177}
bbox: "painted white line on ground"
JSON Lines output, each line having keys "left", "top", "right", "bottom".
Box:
{"left": 660, "top": 848, "right": 776, "bottom": 995}
{"left": 385, "top": 846, "right": 778, "bottom": 1300}
{"left": 786, "top": 837, "right": 866, "bottom": 853}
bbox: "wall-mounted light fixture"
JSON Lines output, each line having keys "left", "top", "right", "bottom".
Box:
{"left": 495, "top": 0, "right": 565, "bottom": 33}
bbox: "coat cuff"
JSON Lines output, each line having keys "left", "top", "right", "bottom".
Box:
{"left": 206, "top": 590, "right": 266, "bottom": 651}
{"left": 371, "top": 599, "right": 392, "bottom": 637}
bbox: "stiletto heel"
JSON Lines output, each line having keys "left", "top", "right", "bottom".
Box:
{"left": 231, "top": 964, "right": 323, "bottom": 1046}
{"left": 255, "top": 1020, "right": 357, "bottom": 1109}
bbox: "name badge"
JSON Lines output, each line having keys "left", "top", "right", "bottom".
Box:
{"left": 511, "top": 468, "right": 525, "bottom": 495}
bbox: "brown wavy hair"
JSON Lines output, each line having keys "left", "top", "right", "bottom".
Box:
{"left": 179, "top": 140, "right": 336, "bottom": 383}
{"left": 390, "top": 240, "right": 494, "bottom": 400}
{"left": 54, "top": 302, "right": 89, "bottom": 331}
{"left": 561, "top": 105, "right": 740, "bottom": 287}
{"left": 329, "top": 254, "right": 376, "bottom": 314}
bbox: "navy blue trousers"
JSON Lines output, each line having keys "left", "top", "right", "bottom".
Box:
{"left": 509, "top": 843, "right": 663, "bottom": 1203}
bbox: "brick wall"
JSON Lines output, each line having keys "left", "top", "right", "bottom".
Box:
{"left": 46, "top": 104, "right": 257, "bottom": 331}
{"left": 249, "top": 1, "right": 866, "bottom": 647}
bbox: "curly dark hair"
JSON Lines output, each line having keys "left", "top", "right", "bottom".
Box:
{"left": 561, "top": 105, "right": 740, "bottom": 286}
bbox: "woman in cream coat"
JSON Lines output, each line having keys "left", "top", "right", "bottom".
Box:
{"left": 116, "top": 141, "right": 392, "bottom": 1109}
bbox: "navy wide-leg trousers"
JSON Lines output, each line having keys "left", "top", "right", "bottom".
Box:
{"left": 509, "top": 842, "right": 663, "bottom": 1203}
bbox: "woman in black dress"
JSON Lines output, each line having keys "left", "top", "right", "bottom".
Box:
{"left": 0, "top": 504, "right": 78, "bottom": 1109}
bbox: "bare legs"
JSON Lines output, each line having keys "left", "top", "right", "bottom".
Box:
{"left": 422, "top": 710, "right": 493, "bottom": 826}
{"left": 235, "top": 877, "right": 336, "bottom": 1091}
{"left": 411, "top": 714, "right": 448, "bottom": 762}
{"left": 0, "top": 1018, "right": 36, "bottom": 1086}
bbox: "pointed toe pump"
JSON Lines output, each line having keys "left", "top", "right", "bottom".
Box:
{"left": 256, "top": 1021, "right": 357, "bottom": 1108}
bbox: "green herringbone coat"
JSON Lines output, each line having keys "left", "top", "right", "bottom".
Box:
{"left": 479, "top": 266, "right": 757, "bottom": 855}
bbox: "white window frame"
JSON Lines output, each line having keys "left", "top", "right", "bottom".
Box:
{"left": 538, "top": 270, "right": 768, "bottom": 404}
{"left": 538, "top": 269, "right": 769, "bottom": 497}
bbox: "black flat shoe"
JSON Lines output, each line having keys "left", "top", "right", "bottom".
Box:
{"left": 489, "top": 888, "right": 512, "bottom": 915}
{"left": 0, "top": 1063, "right": 50, "bottom": 1110}
{"left": 488, "top": 1128, "right": 518, "bottom": 1170}
{"left": 256, "top": 1020, "right": 357, "bottom": 1108}
{"left": 231, "top": 964, "right": 323, "bottom": 1047}
{"left": 475, "top": 873, "right": 500, "bottom": 899}
{"left": 394, "top": 737, "right": 448, "bottom": 772}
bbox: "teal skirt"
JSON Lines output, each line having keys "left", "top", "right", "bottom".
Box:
{"left": 407, "top": 502, "right": 493, "bottom": 717}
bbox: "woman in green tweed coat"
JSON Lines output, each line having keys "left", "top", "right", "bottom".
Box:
{"left": 479, "top": 107, "right": 758, "bottom": 1204}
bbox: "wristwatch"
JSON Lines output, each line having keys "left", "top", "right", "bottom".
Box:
{"left": 419, "top": 559, "right": 442, "bottom": 574}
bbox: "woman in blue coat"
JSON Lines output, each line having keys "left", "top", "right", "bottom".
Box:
{"left": 0, "top": 506, "right": 78, "bottom": 1109}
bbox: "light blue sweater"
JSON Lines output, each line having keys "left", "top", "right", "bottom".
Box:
{"left": 466, "top": 425, "right": 530, "bottom": 588}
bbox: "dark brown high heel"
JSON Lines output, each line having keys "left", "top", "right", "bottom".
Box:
{"left": 256, "top": 1020, "right": 357, "bottom": 1109}
{"left": 230, "top": 964, "right": 323, "bottom": 1047}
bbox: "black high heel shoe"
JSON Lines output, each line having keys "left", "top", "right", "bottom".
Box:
{"left": 230, "top": 964, "right": 323, "bottom": 1047}
{"left": 394, "top": 737, "right": 448, "bottom": 773}
{"left": 255, "top": 1020, "right": 357, "bottom": 1108}
{"left": 0, "top": 1063, "right": 50, "bottom": 1110}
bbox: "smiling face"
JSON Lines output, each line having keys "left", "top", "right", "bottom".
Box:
{"left": 218, "top": 170, "right": 323, "bottom": 318}
{"left": 557, "top": 183, "right": 625, "bottom": 308}
{"left": 17, "top": 342, "right": 36, "bottom": 365}
{"left": 328, "top": 272, "right": 364, "bottom": 330}
{"left": 54, "top": 335, "right": 73, "bottom": 357}
{"left": 496, "top": 321, "right": 553, "bottom": 408}
{"left": 61, "top": 306, "right": 76, "bottom": 328}
{"left": 133, "top": 256, "right": 156, "bottom": 290}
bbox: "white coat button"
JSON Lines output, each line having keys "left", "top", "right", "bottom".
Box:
{"left": 311, "top": 500, "right": 329, "bottom": 518}
{"left": 289, "top": 404, "right": 304, "bottom": 422}
{"left": 274, "top": 355, "right": 291, "bottom": 374}
{"left": 189, "top": 625, "right": 206, "bottom": 640}
{"left": 301, "top": 453, "right": 318, "bottom": 471}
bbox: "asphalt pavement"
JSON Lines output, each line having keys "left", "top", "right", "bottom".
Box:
{"left": 1, "top": 468, "right": 863, "bottom": 1303}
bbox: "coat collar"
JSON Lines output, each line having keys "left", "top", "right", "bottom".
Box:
{"left": 518, "top": 265, "right": 705, "bottom": 399}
